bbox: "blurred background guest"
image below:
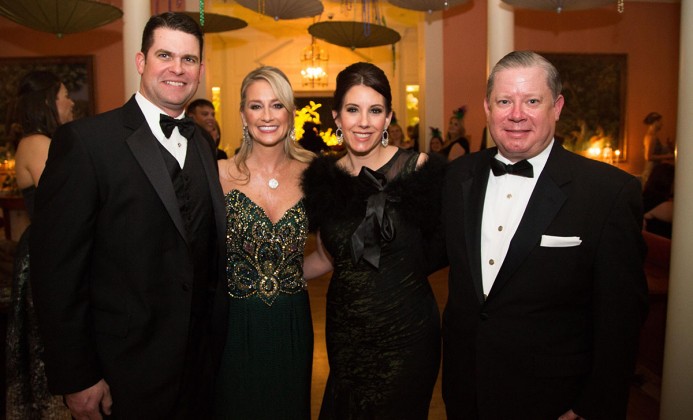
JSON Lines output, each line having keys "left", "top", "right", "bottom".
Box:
{"left": 642, "top": 111, "right": 675, "bottom": 184}
{"left": 186, "top": 98, "right": 226, "bottom": 159}
{"left": 643, "top": 162, "right": 674, "bottom": 239}
{"left": 428, "top": 126, "right": 444, "bottom": 156}
{"left": 441, "top": 106, "right": 470, "bottom": 161}
{"left": 5, "top": 70, "right": 73, "bottom": 419}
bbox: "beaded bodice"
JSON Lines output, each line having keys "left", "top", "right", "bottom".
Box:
{"left": 225, "top": 189, "right": 307, "bottom": 306}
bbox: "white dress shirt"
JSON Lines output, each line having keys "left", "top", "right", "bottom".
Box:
{"left": 135, "top": 92, "right": 188, "bottom": 168}
{"left": 480, "top": 140, "right": 554, "bottom": 297}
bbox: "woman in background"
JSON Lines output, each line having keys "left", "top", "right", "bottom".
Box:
{"left": 214, "top": 66, "right": 315, "bottom": 419}
{"left": 642, "top": 111, "right": 675, "bottom": 184}
{"left": 302, "top": 62, "right": 445, "bottom": 419}
{"left": 6, "top": 70, "right": 73, "bottom": 419}
{"left": 440, "top": 106, "right": 470, "bottom": 161}
{"left": 428, "top": 126, "right": 444, "bottom": 155}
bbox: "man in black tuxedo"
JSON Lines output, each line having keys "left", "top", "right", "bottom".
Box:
{"left": 30, "top": 12, "right": 227, "bottom": 418}
{"left": 441, "top": 51, "right": 648, "bottom": 420}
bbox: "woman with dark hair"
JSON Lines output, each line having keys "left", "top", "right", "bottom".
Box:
{"left": 429, "top": 126, "right": 444, "bottom": 155}
{"left": 214, "top": 66, "right": 315, "bottom": 419}
{"left": 440, "top": 106, "right": 470, "bottom": 161}
{"left": 302, "top": 62, "right": 445, "bottom": 418}
{"left": 6, "top": 70, "right": 73, "bottom": 419}
{"left": 642, "top": 111, "right": 675, "bottom": 183}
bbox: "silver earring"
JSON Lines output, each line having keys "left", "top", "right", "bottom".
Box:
{"left": 289, "top": 127, "right": 296, "bottom": 141}
{"left": 242, "top": 126, "right": 250, "bottom": 143}
{"left": 381, "top": 129, "right": 389, "bottom": 147}
{"left": 335, "top": 127, "right": 344, "bottom": 146}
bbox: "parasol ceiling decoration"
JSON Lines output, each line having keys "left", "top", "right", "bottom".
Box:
{"left": 180, "top": 11, "right": 248, "bottom": 33}
{"left": 308, "top": 0, "right": 401, "bottom": 50}
{"left": 387, "top": 0, "right": 470, "bottom": 13}
{"left": 234, "top": 0, "right": 324, "bottom": 21}
{"left": 308, "top": 21, "right": 401, "bottom": 49}
{"left": 0, "top": 0, "right": 123, "bottom": 38}
{"left": 501, "top": 0, "right": 623, "bottom": 13}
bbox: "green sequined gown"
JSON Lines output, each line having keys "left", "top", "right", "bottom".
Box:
{"left": 214, "top": 190, "right": 313, "bottom": 420}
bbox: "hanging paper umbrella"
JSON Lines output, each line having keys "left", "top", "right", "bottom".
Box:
{"left": 0, "top": 0, "right": 122, "bottom": 38}
{"left": 387, "top": 0, "right": 470, "bottom": 13}
{"left": 235, "top": 0, "right": 324, "bottom": 20}
{"left": 308, "top": 21, "right": 401, "bottom": 50}
{"left": 180, "top": 11, "right": 248, "bottom": 33}
{"left": 501, "top": 0, "right": 618, "bottom": 13}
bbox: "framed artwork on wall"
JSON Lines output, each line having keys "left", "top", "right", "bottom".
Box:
{"left": 542, "top": 52, "right": 627, "bottom": 161}
{"left": 0, "top": 55, "right": 95, "bottom": 149}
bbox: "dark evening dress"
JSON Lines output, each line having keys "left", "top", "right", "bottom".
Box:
{"left": 302, "top": 149, "right": 446, "bottom": 419}
{"left": 6, "top": 186, "right": 71, "bottom": 419}
{"left": 214, "top": 189, "right": 313, "bottom": 420}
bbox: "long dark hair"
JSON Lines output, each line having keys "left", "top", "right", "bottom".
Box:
{"left": 333, "top": 62, "right": 392, "bottom": 114}
{"left": 12, "top": 70, "right": 62, "bottom": 138}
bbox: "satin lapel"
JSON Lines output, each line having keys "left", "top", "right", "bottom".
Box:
{"left": 190, "top": 131, "right": 226, "bottom": 246}
{"left": 488, "top": 144, "right": 570, "bottom": 298}
{"left": 464, "top": 151, "right": 494, "bottom": 303}
{"left": 125, "top": 118, "right": 188, "bottom": 245}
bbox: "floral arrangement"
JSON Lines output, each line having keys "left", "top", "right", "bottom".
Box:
{"left": 294, "top": 101, "right": 339, "bottom": 147}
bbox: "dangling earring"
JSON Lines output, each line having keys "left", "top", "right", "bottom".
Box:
{"left": 335, "top": 127, "right": 344, "bottom": 146}
{"left": 381, "top": 128, "right": 389, "bottom": 147}
{"left": 242, "top": 126, "right": 250, "bottom": 144}
{"left": 289, "top": 127, "right": 296, "bottom": 141}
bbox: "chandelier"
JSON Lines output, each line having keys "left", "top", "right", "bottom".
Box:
{"left": 300, "top": 37, "right": 329, "bottom": 88}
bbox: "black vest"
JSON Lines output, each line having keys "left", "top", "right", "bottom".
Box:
{"left": 158, "top": 139, "right": 215, "bottom": 315}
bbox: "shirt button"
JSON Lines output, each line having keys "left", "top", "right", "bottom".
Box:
{"left": 489, "top": 259, "right": 495, "bottom": 265}
{"left": 506, "top": 193, "right": 512, "bottom": 199}
{"left": 497, "top": 226, "right": 503, "bottom": 231}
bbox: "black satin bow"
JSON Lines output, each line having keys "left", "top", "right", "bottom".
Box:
{"left": 351, "top": 167, "right": 396, "bottom": 269}
{"left": 160, "top": 114, "right": 195, "bottom": 139}
{"left": 490, "top": 158, "right": 534, "bottom": 178}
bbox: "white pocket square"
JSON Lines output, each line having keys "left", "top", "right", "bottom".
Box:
{"left": 540, "top": 235, "right": 582, "bottom": 247}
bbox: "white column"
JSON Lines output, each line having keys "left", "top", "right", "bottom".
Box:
{"left": 487, "top": 0, "right": 514, "bottom": 74}
{"left": 419, "top": 12, "right": 444, "bottom": 152}
{"left": 122, "top": 0, "right": 150, "bottom": 100}
{"left": 485, "top": 0, "right": 514, "bottom": 148}
{"left": 660, "top": 0, "right": 693, "bottom": 418}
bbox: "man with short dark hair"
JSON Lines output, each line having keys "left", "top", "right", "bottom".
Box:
{"left": 441, "top": 50, "right": 648, "bottom": 420}
{"left": 31, "top": 12, "right": 227, "bottom": 418}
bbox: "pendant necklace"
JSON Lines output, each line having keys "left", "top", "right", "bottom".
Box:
{"left": 268, "top": 178, "right": 279, "bottom": 189}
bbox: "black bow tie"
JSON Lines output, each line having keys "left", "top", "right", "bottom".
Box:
{"left": 160, "top": 114, "right": 195, "bottom": 139}
{"left": 490, "top": 158, "right": 534, "bottom": 178}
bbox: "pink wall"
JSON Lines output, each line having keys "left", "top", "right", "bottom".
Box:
{"left": 443, "top": 1, "right": 680, "bottom": 175}
{"left": 0, "top": 0, "right": 125, "bottom": 115}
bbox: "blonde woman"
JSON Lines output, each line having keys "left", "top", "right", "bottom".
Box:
{"left": 214, "top": 66, "right": 315, "bottom": 419}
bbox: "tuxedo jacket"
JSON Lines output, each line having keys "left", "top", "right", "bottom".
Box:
{"left": 441, "top": 142, "right": 648, "bottom": 420}
{"left": 30, "top": 97, "right": 228, "bottom": 416}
